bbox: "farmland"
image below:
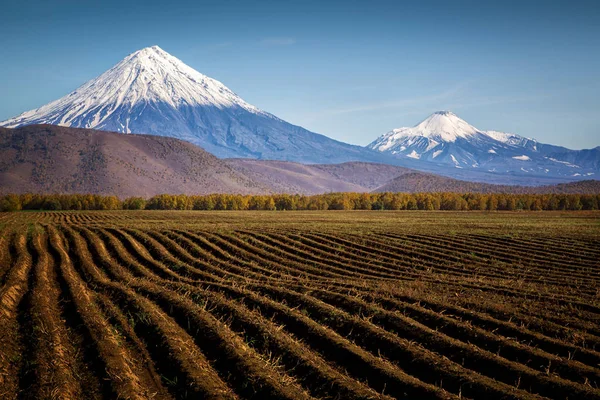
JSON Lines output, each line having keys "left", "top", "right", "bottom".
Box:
{"left": 1, "top": 210, "right": 599, "bottom": 399}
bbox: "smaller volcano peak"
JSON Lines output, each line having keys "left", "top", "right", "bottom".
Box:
{"left": 412, "top": 110, "right": 479, "bottom": 142}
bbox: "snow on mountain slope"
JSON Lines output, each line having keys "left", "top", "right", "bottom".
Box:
{"left": 0, "top": 46, "right": 383, "bottom": 164}
{"left": 368, "top": 111, "right": 599, "bottom": 179}
{"left": 4, "top": 46, "right": 266, "bottom": 127}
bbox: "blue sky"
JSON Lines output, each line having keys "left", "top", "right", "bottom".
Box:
{"left": 1, "top": 0, "right": 598, "bottom": 149}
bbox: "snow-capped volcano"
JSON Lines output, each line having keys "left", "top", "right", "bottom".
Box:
{"left": 2, "top": 46, "right": 265, "bottom": 131}
{"left": 0, "top": 46, "right": 381, "bottom": 163}
{"left": 368, "top": 111, "right": 507, "bottom": 162}
{"left": 368, "top": 111, "right": 599, "bottom": 178}
{"left": 370, "top": 111, "right": 499, "bottom": 151}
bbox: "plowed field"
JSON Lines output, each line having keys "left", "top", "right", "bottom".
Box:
{"left": 1, "top": 211, "right": 599, "bottom": 399}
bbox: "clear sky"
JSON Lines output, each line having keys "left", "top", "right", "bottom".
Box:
{"left": 1, "top": 0, "right": 598, "bottom": 149}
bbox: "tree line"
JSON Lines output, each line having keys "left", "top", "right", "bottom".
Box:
{"left": 1, "top": 192, "right": 599, "bottom": 212}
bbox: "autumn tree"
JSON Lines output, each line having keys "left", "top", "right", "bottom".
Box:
{"left": 0, "top": 194, "right": 21, "bottom": 212}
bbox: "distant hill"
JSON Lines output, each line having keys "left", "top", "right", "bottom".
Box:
{"left": 0, "top": 125, "right": 268, "bottom": 197}
{"left": 1, "top": 125, "right": 598, "bottom": 198}
{"left": 374, "top": 172, "right": 600, "bottom": 194}
{"left": 225, "top": 159, "right": 414, "bottom": 194}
